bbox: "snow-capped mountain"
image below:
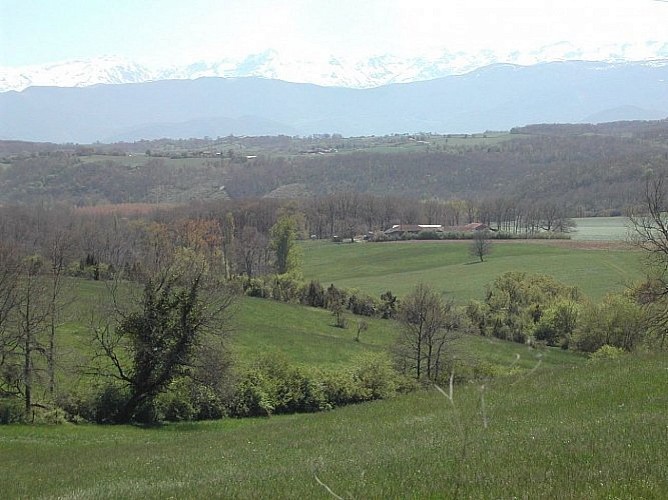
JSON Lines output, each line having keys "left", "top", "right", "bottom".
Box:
{"left": 3, "top": 59, "right": 668, "bottom": 143}
{"left": 2, "top": 41, "right": 668, "bottom": 93}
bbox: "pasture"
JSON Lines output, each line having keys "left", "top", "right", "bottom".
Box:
{"left": 2, "top": 353, "right": 666, "bottom": 498}
{"left": 301, "top": 239, "right": 644, "bottom": 301}
{"left": 231, "top": 297, "right": 583, "bottom": 371}
{"left": 571, "top": 216, "right": 632, "bottom": 241}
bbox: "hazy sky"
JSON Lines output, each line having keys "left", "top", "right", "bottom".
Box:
{"left": 1, "top": 0, "right": 667, "bottom": 67}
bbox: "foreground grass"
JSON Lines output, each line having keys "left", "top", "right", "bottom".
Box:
{"left": 301, "top": 240, "right": 643, "bottom": 300}
{"left": 2, "top": 353, "right": 666, "bottom": 498}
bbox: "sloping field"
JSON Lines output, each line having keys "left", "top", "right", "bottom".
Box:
{"left": 231, "top": 297, "right": 583, "bottom": 371}
{"left": 2, "top": 353, "right": 665, "bottom": 498}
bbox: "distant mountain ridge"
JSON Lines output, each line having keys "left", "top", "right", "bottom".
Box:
{"left": 1, "top": 60, "right": 668, "bottom": 143}
{"left": 2, "top": 41, "right": 668, "bottom": 92}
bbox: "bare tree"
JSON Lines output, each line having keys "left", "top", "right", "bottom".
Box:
{"left": 629, "top": 175, "right": 668, "bottom": 347}
{"left": 469, "top": 230, "right": 492, "bottom": 263}
{"left": 14, "top": 256, "right": 51, "bottom": 417}
{"left": 0, "top": 244, "right": 20, "bottom": 398}
{"left": 236, "top": 226, "right": 268, "bottom": 283}
{"left": 45, "top": 230, "right": 73, "bottom": 396}
{"left": 395, "top": 283, "right": 458, "bottom": 381}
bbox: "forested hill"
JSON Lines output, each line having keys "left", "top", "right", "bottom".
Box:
{"left": 512, "top": 118, "right": 668, "bottom": 139}
{"left": 1, "top": 120, "right": 668, "bottom": 216}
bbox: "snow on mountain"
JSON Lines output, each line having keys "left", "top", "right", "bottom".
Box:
{"left": 2, "top": 41, "right": 668, "bottom": 93}
{"left": 0, "top": 56, "right": 156, "bottom": 92}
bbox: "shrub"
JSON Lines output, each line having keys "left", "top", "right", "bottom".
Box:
{"left": 465, "top": 300, "right": 487, "bottom": 335}
{"left": 151, "top": 377, "right": 228, "bottom": 422}
{"left": 244, "top": 277, "right": 271, "bottom": 298}
{"left": 319, "top": 370, "right": 367, "bottom": 406}
{"left": 589, "top": 344, "right": 625, "bottom": 362}
{"left": 0, "top": 397, "right": 25, "bottom": 424}
{"left": 86, "top": 385, "right": 130, "bottom": 424}
{"left": 35, "top": 408, "right": 68, "bottom": 425}
{"left": 533, "top": 300, "right": 579, "bottom": 347}
{"left": 157, "top": 381, "right": 196, "bottom": 422}
{"left": 229, "top": 353, "right": 409, "bottom": 417}
{"left": 347, "top": 291, "right": 378, "bottom": 317}
{"left": 573, "top": 295, "right": 647, "bottom": 352}
{"left": 229, "top": 372, "right": 275, "bottom": 417}
{"left": 229, "top": 354, "right": 329, "bottom": 417}
{"left": 353, "top": 353, "right": 409, "bottom": 399}
{"left": 300, "top": 280, "right": 326, "bottom": 308}
{"left": 271, "top": 274, "right": 302, "bottom": 303}
{"left": 417, "top": 230, "right": 442, "bottom": 240}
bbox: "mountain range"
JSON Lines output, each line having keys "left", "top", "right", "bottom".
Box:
{"left": 3, "top": 42, "right": 668, "bottom": 93}
{"left": 1, "top": 60, "right": 667, "bottom": 143}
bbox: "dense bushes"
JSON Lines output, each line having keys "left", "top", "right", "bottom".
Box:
{"left": 238, "top": 275, "right": 391, "bottom": 322}
{"left": 465, "top": 272, "right": 650, "bottom": 353}
{"left": 229, "top": 353, "right": 413, "bottom": 417}
{"left": 374, "top": 230, "right": 571, "bottom": 242}
{"left": 571, "top": 295, "right": 647, "bottom": 352}
{"left": 54, "top": 353, "right": 412, "bottom": 424}
{"left": 471, "top": 272, "right": 580, "bottom": 344}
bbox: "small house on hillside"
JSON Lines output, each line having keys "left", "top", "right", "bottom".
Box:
{"left": 384, "top": 222, "right": 491, "bottom": 237}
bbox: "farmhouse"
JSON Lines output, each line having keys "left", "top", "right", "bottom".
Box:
{"left": 384, "top": 222, "right": 489, "bottom": 236}
{"left": 456, "top": 222, "right": 489, "bottom": 232}
{"left": 384, "top": 224, "right": 444, "bottom": 236}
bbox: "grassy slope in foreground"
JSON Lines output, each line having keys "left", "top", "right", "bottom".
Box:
{"left": 2, "top": 353, "right": 666, "bottom": 498}
{"left": 301, "top": 240, "right": 643, "bottom": 300}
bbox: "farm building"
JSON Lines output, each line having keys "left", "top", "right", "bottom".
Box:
{"left": 384, "top": 223, "right": 489, "bottom": 236}
{"left": 384, "top": 224, "right": 444, "bottom": 236}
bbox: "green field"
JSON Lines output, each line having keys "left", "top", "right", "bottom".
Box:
{"left": 301, "top": 240, "right": 643, "bottom": 301}
{"left": 230, "top": 297, "right": 583, "bottom": 371}
{"left": 55, "top": 285, "right": 580, "bottom": 374}
{"left": 2, "top": 353, "right": 665, "bottom": 498}
{"left": 572, "top": 216, "right": 632, "bottom": 241}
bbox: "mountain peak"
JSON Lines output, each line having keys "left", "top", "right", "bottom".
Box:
{"left": 2, "top": 41, "right": 668, "bottom": 93}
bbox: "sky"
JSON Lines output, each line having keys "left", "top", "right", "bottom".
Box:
{"left": 1, "top": 0, "right": 667, "bottom": 67}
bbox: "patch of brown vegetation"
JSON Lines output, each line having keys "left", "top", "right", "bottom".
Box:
{"left": 73, "top": 203, "right": 176, "bottom": 217}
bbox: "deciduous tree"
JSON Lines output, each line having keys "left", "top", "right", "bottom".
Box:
{"left": 629, "top": 174, "right": 668, "bottom": 347}
{"left": 469, "top": 229, "right": 492, "bottom": 262}
{"left": 270, "top": 215, "right": 301, "bottom": 275}
{"left": 92, "top": 262, "right": 234, "bottom": 423}
{"left": 395, "top": 283, "right": 458, "bottom": 381}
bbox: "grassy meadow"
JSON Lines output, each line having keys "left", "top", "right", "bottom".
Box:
{"left": 571, "top": 216, "right": 632, "bottom": 241}
{"left": 301, "top": 239, "right": 643, "bottom": 301}
{"left": 231, "top": 297, "right": 584, "bottom": 372}
{"left": 2, "top": 353, "right": 666, "bottom": 498}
